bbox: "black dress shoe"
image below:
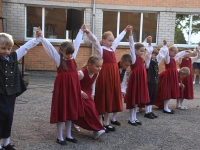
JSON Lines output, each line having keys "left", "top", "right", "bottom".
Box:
{"left": 135, "top": 120, "right": 142, "bottom": 125}
{"left": 128, "top": 120, "right": 137, "bottom": 126}
{"left": 144, "top": 113, "right": 154, "bottom": 119}
{"left": 111, "top": 120, "right": 121, "bottom": 126}
{"left": 104, "top": 125, "right": 116, "bottom": 131}
{"left": 56, "top": 139, "right": 67, "bottom": 145}
{"left": 151, "top": 112, "right": 158, "bottom": 118}
{"left": 163, "top": 110, "right": 174, "bottom": 114}
{"left": 65, "top": 137, "right": 78, "bottom": 143}
{"left": 3, "top": 144, "right": 20, "bottom": 150}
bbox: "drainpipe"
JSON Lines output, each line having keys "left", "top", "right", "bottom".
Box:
{"left": 92, "top": 0, "right": 96, "bottom": 55}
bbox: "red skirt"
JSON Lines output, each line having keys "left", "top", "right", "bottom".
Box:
{"left": 73, "top": 96, "right": 104, "bottom": 131}
{"left": 50, "top": 71, "right": 84, "bottom": 123}
{"left": 179, "top": 74, "right": 194, "bottom": 99}
{"left": 124, "top": 67, "right": 150, "bottom": 109}
{"left": 94, "top": 63, "right": 123, "bottom": 115}
{"left": 154, "top": 68, "right": 179, "bottom": 108}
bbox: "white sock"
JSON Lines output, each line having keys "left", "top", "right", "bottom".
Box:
{"left": 98, "top": 115, "right": 103, "bottom": 125}
{"left": 129, "top": 108, "right": 134, "bottom": 122}
{"left": 133, "top": 104, "right": 138, "bottom": 121}
{"left": 145, "top": 105, "right": 149, "bottom": 114}
{"left": 149, "top": 105, "right": 152, "bottom": 113}
{"left": 104, "top": 113, "right": 110, "bottom": 126}
{"left": 2, "top": 137, "right": 10, "bottom": 147}
{"left": 180, "top": 98, "right": 184, "bottom": 106}
{"left": 65, "top": 120, "right": 72, "bottom": 139}
{"left": 111, "top": 112, "right": 118, "bottom": 122}
{"left": 177, "top": 98, "right": 181, "bottom": 107}
{"left": 164, "top": 99, "right": 171, "bottom": 112}
{"left": 57, "top": 122, "right": 64, "bottom": 141}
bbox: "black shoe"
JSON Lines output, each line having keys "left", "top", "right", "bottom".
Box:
{"left": 111, "top": 120, "right": 121, "bottom": 126}
{"left": 135, "top": 120, "right": 142, "bottom": 125}
{"left": 151, "top": 112, "right": 158, "bottom": 118}
{"left": 3, "top": 144, "right": 20, "bottom": 150}
{"left": 104, "top": 125, "right": 116, "bottom": 131}
{"left": 104, "top": 128, "right": 110, "bottom": 133}
{"left": 65, "top": 137, "right": 78, "bottom": 143}
{"left": 56, "top": 139, "right": 67, "bottom": 145}
{"left": 163, "top": 110, "right": 174, "bottom": 114}
{"left": 144, "top": 113, "right": 154, "bottom": 119}
{"left": 128, "top": 120, "right": 137, "bottom": 126}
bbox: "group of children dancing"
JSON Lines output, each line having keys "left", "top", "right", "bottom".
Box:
{"left": 0, "top": 24, "right": 199, "bottom": 150}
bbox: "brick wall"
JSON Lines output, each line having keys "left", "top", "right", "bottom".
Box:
{"left": 2, "top": 2, "right": 25, "bottom": 40}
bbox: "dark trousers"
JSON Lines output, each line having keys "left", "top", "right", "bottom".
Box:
{"left": 0, "top": 94, "right": 16, "bottom": 139}
{"left": 147, "top": 82, "right": 157, "bottom": 105}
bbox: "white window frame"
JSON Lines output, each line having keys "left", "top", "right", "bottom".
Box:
{"left": 24, "top": 6, "right": 85, "bottom": 43}
{"left": 102, "top": 11, "right": 159, "bottom": 46}
{"left": 174, "top": 14, "right": 200, "bottom": 48}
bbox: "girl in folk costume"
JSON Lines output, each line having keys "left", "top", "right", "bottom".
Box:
{"left": 73, "top": 55, "right": 105, "bottom": 139}
{"left": 144, "top": 38, "right": 168, "bottom": 119}
{"left": 177, "top": 48, "right": 200, "bottom": 109}
{"left": 85, "top": 25, "right": 130, "bottom": 131}
{"left": 37, "top": 25, "right": 85, "bottom": 145}
{"left": 154, "top": 42, "right": 190, "bottom": 114}
{"left": 124, "top": 27, "right": 150, "bottom": 126}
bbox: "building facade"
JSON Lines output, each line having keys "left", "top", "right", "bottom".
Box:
{"left": 1, "top": 0, "right": 200, "bottom": 71}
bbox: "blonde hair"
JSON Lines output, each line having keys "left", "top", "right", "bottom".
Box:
{"left": 169, "top": 46, "right": 178, "bottom": 53}
{"left": 84, "top": 55, "right": 103, "bottom": 67}
{"left": 0, "top": 33, "right": 14, "bottom": 47}
{"left": 100, "top": 31, "right": 114, "bottom": 46}
{"left": 180, "top": 67, "right": 190, "bottom": 76}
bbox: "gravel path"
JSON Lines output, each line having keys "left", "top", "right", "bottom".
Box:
{"left": 11, "top": 71, "right": 200, "bottom": 150}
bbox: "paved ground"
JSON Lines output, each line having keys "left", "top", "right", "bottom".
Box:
{"left": 11, "top": 71, "right": 200, "bottom": 150}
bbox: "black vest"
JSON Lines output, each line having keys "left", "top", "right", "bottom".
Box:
{"left": 118, "top": 62, "right": 126, "bottom": 83}
{"left": 0, "top": 52, "right": 27, "bottom": 96}
{"left": 147, "top": 59, "right": 159, "bottom": 84}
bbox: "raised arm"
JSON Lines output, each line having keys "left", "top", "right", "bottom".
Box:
{"left": 41, "top": 37, "right": 60, "bottom": 67}
{"left": 129, "top": 36, "right": 136, "bottom": 64}
{"left": 16, "top": 37, "right": 42, "bottom": 61}
{"left": 86, "top": 31, "right": 102, "bottom": 57}
{"left": 191, "top": 50, "right": 200, "bottom": 64}
{"left": 144, "top": 36, "right": 153, "bottom": 68}
{"left": 111, "top": 29, "right": 127, "bottom": 51}
{"left": 174, "top": 51, "right": 190, "bottom": 61}
{"left": 157, "top": 45, "right": 169, "bottom": 65}
{"left": 73, "top": 29, "right": 84, "bottom": 59}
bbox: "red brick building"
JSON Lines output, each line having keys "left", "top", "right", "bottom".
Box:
{"left": 1, "top": 0, "right": 200, "bottom": 71}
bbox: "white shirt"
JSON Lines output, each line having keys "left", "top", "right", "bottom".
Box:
{"left": 144, "top": 42, "right": 169, "bottom": 69}
{"left": 179, "top": 51, "right": 200, "bottom": 64}
{"left": 121, "top": 71, "right": 129, "bottom": 93}
{"left": 40, "top": 29, "right": 83, "bottom": 67}
{"left": 86, "top": 30, "right": 126, "bottom": 58}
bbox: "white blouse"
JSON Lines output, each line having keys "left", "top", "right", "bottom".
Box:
{"left": 16, "top": 37, "right": 42, "bottom": 61}
{"left": 86, "top": 30, "right": 126, "bottom": 58}
{"left": 40, "top": 29, "right": 83, "bottom": 67}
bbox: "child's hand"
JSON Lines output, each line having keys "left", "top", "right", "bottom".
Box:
{"left": 163, "top": 39, "right": 167, "bottom": 45}
{"left": 36, "top": 26, "right": 43, "bottom": 38}
{"left": 180, "top": 83, "right": 185, "bottom": 90}
{"left": 81, "top": 24, "right": 90, "bottom": 34}
{"left": 81, "top": 91, "right": 88, "bottom": 99}
{"left": 147, "top": 36, "right": 152, "bottom": 44}
{"left": 125, "top": 25, "right": 131, "bottom": 32}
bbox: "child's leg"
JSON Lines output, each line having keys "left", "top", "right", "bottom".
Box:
{"left": 129, "top": 108, "right": 134, "bottom": 122}
{"left": 145, "top": 105, "right": 149, "bottom": 114}
{"left": 65, "top": 120, "right": 77, "bottom": 143}
{"left": 164, "top": 99, "right": 171, "bottom": 112}
{"left": 180, "top": 98, "right": 187, "bottom": 109}
{"left": 133, "top": 105, "right": 137, "bottom": 121}
{"left": 104, "top": 113, "right": 115, "bottom": 131}
{"left": 176, "top": 98, "right": 181, "bottom": 108}
{"left": 111, "top": 112, "right": 121, "bottom": 125}
{"left": 98, "top": 115, "right": 103, "bottom": 125}
{"left": 2, "top": 137, "right": 10, "bottom": 147}
{"left": 149, "top": 105, "right": 152, "bottom": 113}
{"left": 111, "top": 112, "right": 117, "bottom": 122}
{"left": 57, "top": 122, "right": 64, "bottom": 141}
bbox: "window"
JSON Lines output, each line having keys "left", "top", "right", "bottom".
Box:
{"left": 25, "top": 6, "right": 84, "bottom": 41}
{"left": 175, "top": 14, "right": 200, "bottom": 46}
{"left": 103, "top": 11, "right": 158, "bottom": 45}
